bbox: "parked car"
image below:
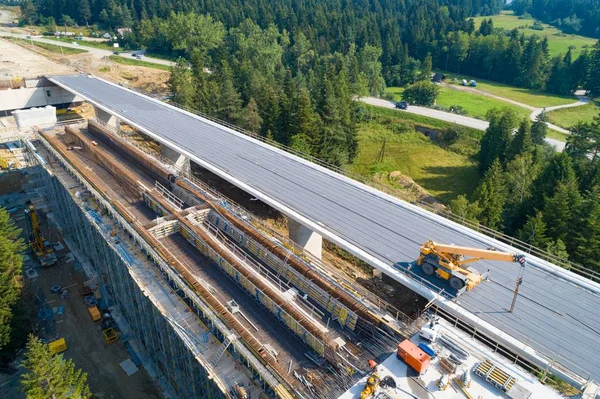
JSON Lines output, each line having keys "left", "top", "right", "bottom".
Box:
{"left": 113, "top": 51, "right": 120, "bottom": 55}
{"left": 395, "top": 101, "right": 409, "bottom": 110}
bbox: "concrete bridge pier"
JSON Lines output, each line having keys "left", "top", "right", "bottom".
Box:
{"left": 288, "top": 218, "right": 322, "bottom": 259}
{"left": 94, "top": 107, "right": 121, "bottom": 133}
{"left": 160, "top": 144, "right": 191, "bottom": 176}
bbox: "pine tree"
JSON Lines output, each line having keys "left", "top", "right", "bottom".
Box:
{"left": 531, "top": 110, "right": 548, "bottom": 145}
{"left": 449, "top": 195, "right": 481, "bottom": 223}
{"left": 21, "top": 335, "right": 92, "bottom": 399}
{"left": 568, "top": 189, "right": 600, "bottom": 269}
{"left": 586, "top": 40, "right": 600, "bottom": 96}
{"left": 531, "top": 151, "right": 578, "bottom": 210}
{"left": 507, "top": 118, "right": 533, "bottom": 161}
{"left": 516, "top": 211, "right": 549, "bottom": 248}
{"left": 243, "top": 98, "right": 262, "bottom": 133}
{"left": 0, "top": 207, "right": 24, "bottom": 350}
{"left": 543, "top": 182, "right": 581, "bottom": 243}
{"left": 472, "top": 159, "right": 507, "bottom": 229}
{"left": 168, "top": 58, "right": 195, "bottom": 108}
{"left": 417, "top": 52, "right": 432, "bottom": 81}
{"left": 479, "top": 108, "right": 518, "bottom": 172}
{"left": 214, "top": 60, "right": 243, "bottom": 124}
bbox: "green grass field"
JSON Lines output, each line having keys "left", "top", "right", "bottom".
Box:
{"left": 76, "top": 39, "right": 116, "bottom": 50}
{"left": 350, "top": 105, "right": 481, "bottom": 203}
{"left": 473, "top": 11, "right": 597, "bottom": 58}
{"left": 385, "top": 86, "right": 531, "bottom": 121}
{"left": 10, "top": 38, "right": 88, "bottom": 55}
{"left": 350, "top": 122, "right": 479, "bottom": 203}
{"left": 547, "top": 100, "right": 600, "bottom": 129}
{"left": 108, "top": 55, "right": 171, "bottom": 71}
{"left": 437, "top": 70, "right": 576, "bottom": 108}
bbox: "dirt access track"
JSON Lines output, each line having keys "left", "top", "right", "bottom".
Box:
{"left": 0, "top": 38, "right": 73, "bottom": 79}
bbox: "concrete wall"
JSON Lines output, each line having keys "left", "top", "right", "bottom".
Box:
{"left": 0, "top": 86, "right": 83, "bottom": 112}
{"left": 288, "top": 218, "right": 323, "bottom": 259}
{"left": 12, "top": 106, "right": 57, "bottom": 128}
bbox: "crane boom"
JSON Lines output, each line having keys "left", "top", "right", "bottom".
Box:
{"left": 429, "top": 243, "right": 522, "bottom": 264}
{"left": 417, "top": 240, "right": 525, "bottom": 294}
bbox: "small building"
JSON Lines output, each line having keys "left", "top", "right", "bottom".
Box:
{"left": 116, "top": 28, "right": 132, "bottom": 37}
{"left": 432, "top": 73, "right": 446, "bottom": 83}
{"left": 102, "top": 33, "right": 111, "bottom": 39}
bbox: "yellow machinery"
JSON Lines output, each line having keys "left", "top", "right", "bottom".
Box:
{"left": 360, "top": 372, "right": 380, "bottom": 399}
{"left": 26, "top": 204, "right": 57, "bottom": 267}
{"left": 48, "top": 338, "right": 67, "bottom": 354}
{"left": 418, "top": 241, "right": 525, "bottom": 292}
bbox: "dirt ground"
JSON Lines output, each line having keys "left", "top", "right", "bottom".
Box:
{"left": 0, "top": 172, "right": 162, "bottom": 399}
{"left": 2, "top": 37, "right": 169, "bottom": 95}
{"left": 0, "top": 39, "right": 73, "bottom": 79}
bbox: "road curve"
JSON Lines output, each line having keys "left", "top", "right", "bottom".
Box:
{"left": 447, "top": 83, "right": 589, "bottom": 135}
{"left": 361, "top": 97, "right": 566, "bottom": 151}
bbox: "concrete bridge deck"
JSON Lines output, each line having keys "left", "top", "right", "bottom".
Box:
{"left": 48, "top": 74, "right": 600, "bottom": 384}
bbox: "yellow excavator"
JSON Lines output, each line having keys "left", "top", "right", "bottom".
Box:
{"left": 418, "top": 240, "right": 525, "bottom": 292}
{"left": 26, "top": 204, "right": 57, "bottom": 267}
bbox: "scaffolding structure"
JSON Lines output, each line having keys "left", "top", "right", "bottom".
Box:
{"left": 23, "top": 120, "right": 423, "bottom": 399}
{"left": 33, "top": 135, "right": 286, "bottom": 399}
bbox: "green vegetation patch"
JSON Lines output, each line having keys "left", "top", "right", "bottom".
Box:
{"left": 472, "top": 11, "right": 597, "bottom": 58}
{"left": 108, "top": 55, "right": 171, "bottom": 71}
{"left": 547, "top": 100, "right": 600, "bottom": 129}
{"left": 351, "top": 105, "right": 481, "bottom": 203}
{"left": 384, "top": 86, "right": 531, "bottom": 121}
{"left": 10, "top": 38, "right": 87, "bottom": 54}
{"left": 439, "top": 71, "right": 576, "bottom": 108}
{"left": 437, "top": 88, "right": 531, "bottom": 120}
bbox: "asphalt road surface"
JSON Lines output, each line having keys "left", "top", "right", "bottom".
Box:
{"left": 361, "top": 97, "right": 567, "bottom": 151}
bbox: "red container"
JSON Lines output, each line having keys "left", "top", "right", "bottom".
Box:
{"left": 397, "top": 339, "right": 430, "bottom": 374}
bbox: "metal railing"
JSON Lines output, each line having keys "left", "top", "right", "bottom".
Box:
{"left": 147, "top": 98, "right": 600, "bottom": 283}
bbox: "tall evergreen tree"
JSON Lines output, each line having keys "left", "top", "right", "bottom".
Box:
{"left": 479, "top": 108, "right": 518, "bottom": 171}
{"left": 472, "top": 159, "right": 508, "bottom": 229}
{"left": 507, "top": 118, "right": 533, "bottom": 161}
{"left": 543, "top": 181, "right": 581, "bottom": 243}
{"left": 516, "top": 211, "right": 549, "bottom": 248}
{"left": 569, "top": 188, "right": 600, "bottom": 269}
{"left": 449, "top": 194, "right": 480, "bottom": 223}
{"left": 531, "top": 110, "right": 549, "bottom": 145}
{"left": 0, "top": 207, "right": 24, "bottom": 350}
{"left": 243, "top": 97, "right": 262, "bottom": 133}
{"left": 586, "top": 40, "right": 600, "bottom": 96}
{"left": 417, "top": 53, "right": 433, "bottom": 82}
{"left": 21, "top": 335, "right": 92, "bottom": 399}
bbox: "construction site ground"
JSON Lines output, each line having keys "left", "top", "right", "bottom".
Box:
{"left": 1, "top": 36, "right": 170, "bottom": 95}
{"left": 0, "top": 38, "right": 73, "bottom": 78}
{"left": 0, "top": 171, "right": 161, "bottom": 399}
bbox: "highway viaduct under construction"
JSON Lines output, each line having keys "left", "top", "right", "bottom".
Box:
{"left": 13, "top": 73, "right": 600, "bottom": 398}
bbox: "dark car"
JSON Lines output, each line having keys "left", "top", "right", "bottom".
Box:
{"left": 395, "top": 101, "right": 408, "bottom": 110}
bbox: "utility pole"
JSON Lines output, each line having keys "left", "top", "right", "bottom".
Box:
{"left": 374, "top": 139, "right": 386, "bottom": 163}
{"left": 509, "top": 257, "right": 526, "bottom": 313}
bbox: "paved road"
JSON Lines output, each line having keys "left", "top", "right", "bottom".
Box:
{"left": 361, "top": 97, "right": 567, "bottom": 151}
{"left": 447, "top": 83, "right": 589, "bottom": 134}
{"left": 0, "top": 30, "right": 174, "bottom": 67}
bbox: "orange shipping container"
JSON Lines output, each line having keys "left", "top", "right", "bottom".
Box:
{"left": 397, "top": 339, "right": 430, "bottom": 374}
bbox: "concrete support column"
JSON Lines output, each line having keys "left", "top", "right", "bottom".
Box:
{"left": 160, "top": 144, "right": 191, "bottom": 176}
{"left": 94, "top": 106, "right": 120, "bottom": 133}
{"left": 288, "top": 218, "right": 322, "bottom": 259}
